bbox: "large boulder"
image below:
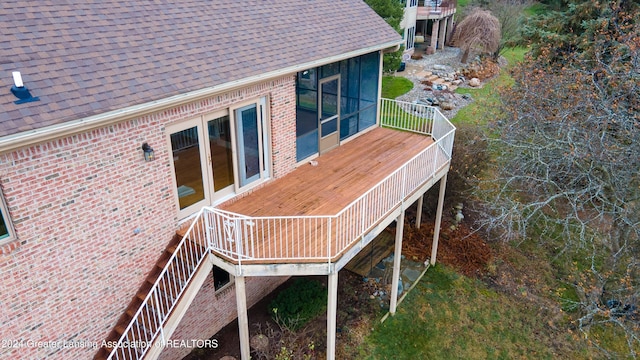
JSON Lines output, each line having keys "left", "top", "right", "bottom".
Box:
{"left": 440, "top": 101, "right": 455, "bottom": 110}
{"left": 250, "top": 334, "right": 269, "bottom": 352}
{"left": 469, "top": 78, "right": 481, "bottom": 87}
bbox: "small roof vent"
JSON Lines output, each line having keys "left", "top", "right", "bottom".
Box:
{"left": 10, "top": 71, "right": 40, "bottom": 104}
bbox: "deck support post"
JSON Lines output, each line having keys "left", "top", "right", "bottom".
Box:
{"left": 438, "top": 16, "right": 448, "bottom": 49}
{"left": 327, "top": 271, "right": 339, "bottom": 360}
{"left": 416, "top": 194, "right": 424, "bottom": 229}
{"left": 235, "top": 275, "right": 250, "bottom": 360}
{"left": 390, "top": 210, "right": 405, "bottom": 315}
{"left": 430, "top": 174, "right": 448, "bottom": 266}
{"left": 430, "top": 19, "right": 440, "bottom": 50}
{"left": 446, "top": 14, "right": 455, "bottom": 44}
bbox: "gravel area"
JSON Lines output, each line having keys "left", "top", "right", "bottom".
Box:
{"left": 394, "top": 46, "right": 473, "bottom": 120}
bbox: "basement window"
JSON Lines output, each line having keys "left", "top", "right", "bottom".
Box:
{"left": 213, "top": 265, "right": 231, "bottom": 291}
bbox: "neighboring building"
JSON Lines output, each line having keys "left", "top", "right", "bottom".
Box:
{"left": 0, "top": 1, "right": 454, "bottom": 360}
{"left": 401, "top": 0, "right": 457, "bottom": 54}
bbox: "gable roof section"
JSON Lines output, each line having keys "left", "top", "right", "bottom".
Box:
{"left": 0, "top": 0, "right": 401, "bottom": 141}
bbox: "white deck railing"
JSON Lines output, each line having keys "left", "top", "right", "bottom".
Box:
{"left": 104, "top": 99, "right": 454, "bottom": 360}
{"left": 205, "top": 99, "right": 455, "bottom": 265}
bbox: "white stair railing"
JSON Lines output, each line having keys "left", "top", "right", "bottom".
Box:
{"left": 106, "top": 208, "right": 209, "bottom": 360}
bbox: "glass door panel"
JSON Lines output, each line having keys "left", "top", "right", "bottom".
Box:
{"left": 319, "top": 76, "right": 340, "bottom": 153}
{"left": 207, "top": 115, "right": 234, "bottom": 192}
{"left": 235, "top": 104, "right": 262, "bottom": 188}
{"left": 169, "top": 125, "right": 207, "bottom": 210}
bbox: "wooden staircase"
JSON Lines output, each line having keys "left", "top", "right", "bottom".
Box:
{"left": 95, "top": 219, "right": 211, "bottom": 360}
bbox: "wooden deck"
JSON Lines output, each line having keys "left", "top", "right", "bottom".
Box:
{"left": 175, "top": 126, "right": 448, "bottom": 266}
{"left": 221, "top": 127, "right": 434, "bottom": 216}
{"left": 417, "top": 5, "right": 456, "bottom": 19}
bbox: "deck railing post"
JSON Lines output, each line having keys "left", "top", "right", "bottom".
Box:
{"left": 361, "top": 197, "right": 367, "bottom": 236}
{"left": 204, "top": 209, "right": 212, "bottom": 251}
{"left": 235, "top": 218, "right": 242, "bottom": 273}
{"left": 153, "top": 290, "right": 165, "bottom": 347}
{"left": 327, "top": 217, "right": 332, "bottom": 261}
{"left": 401, "top": 166, "right": 407, "bottom": 198}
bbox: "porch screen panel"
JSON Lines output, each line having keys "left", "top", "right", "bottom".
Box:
{"left": 359, "top": 52, "right": 379, "bottom": 131}
{"left": 296, "top": 69, "right": 319, "bottom": 161}
{"left": 340, "top": 58, "right": 361, "bottom": 140}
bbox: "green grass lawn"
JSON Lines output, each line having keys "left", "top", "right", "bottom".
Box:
{"left": 456, "top": 0, "right": 471, "bottom": 11}
{"left": 359, "top": 265, "right": 590, "bottom": 360}
{"left": 452, "top": 47, "right": 528, "bottom": 125}
{"left": 381, "top": 76, "right": 413, "bottom": 99}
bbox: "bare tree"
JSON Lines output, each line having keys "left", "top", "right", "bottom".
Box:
{"left": 475, "top": 4, "right": 640, "bottom": 355}
{"left": 451, "top": 8, "right": 501, "bottom": 63}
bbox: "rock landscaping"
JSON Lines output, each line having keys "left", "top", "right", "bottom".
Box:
{"left": 395, "top": 46, "right": 503, "bottom": 120}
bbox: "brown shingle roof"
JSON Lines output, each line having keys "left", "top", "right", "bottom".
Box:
{"left": 0, "top": 0, "right": 401, "bottom": 138}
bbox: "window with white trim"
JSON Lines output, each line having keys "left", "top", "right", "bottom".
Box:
{"left": 0, "top": 189, "right": 15, "bottom": 243}
{"left": 167, "top": 96, "right": 271, "bottom": 219}
{"left": 406, "top": 26, "right": 416, "bottom": 50}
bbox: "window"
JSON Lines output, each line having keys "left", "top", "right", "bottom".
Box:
{"left": 212, "top": 265, "right": 231, "bottom": 291}
{"left": 406, "top": 26, "right": 416, "bottom": 50}
{"left": 410, "top": 0, "right": 418, "bottom": 6}
{"left": 0, "top": 189, "right": 14, "bottom": 243}
{"left": 295, "top": 51, "right": 381, "bottom": 161}
{"left": 168, "top": 97, "right": 270, "bottom": 218}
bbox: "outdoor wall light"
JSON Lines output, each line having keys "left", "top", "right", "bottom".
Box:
{"left": 141, "top": 143, "right": 155, "bottom": 162}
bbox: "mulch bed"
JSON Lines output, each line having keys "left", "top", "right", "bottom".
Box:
{"left": 402, "top": 217, "right": 492, "bottom": 278}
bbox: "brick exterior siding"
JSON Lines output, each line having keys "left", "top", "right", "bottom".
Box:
{"left": 0, "top": 75, "right": 297, "bottom": 359}
{"left": 158, "top": 275, "right": 289, "bottom": 360}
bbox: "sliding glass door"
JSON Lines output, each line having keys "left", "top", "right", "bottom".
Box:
{"left": 168, "top": 98, "right": 270, "bottom": 218}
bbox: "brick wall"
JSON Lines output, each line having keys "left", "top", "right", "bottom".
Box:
{"left": 0, "top": 74, "right": 297, "bottom": 359}
{"left": 158, "top": 275, "right": 289, "bottom": 360}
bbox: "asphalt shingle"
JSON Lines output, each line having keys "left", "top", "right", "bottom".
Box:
{"left": 0, "top": 0, "right": 401, "bottom": 138}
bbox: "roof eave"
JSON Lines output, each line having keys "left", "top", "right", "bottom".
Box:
{"left": 0, "top": 39, "right": 402, "bottom": 154}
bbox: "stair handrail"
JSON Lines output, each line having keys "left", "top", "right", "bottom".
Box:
{"left": 105, "top": 207, "right": 208, "bottom": 360}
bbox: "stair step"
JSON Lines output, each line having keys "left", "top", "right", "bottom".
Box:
{"left": 432, "top": 78, "right": 446, "bottom": 84}
{"left": 97, "top": 232, "right": 194, "bottom": 359}
{"left": 136, "top": 291, "right": 149, "bottom": 303}
{"left": 115, "top": 324, "right": 127, "bottom": 335}
{"left": 426, "top": 74, "right": 439, "bottom": 81}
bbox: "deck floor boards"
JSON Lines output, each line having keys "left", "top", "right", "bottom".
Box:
{"left": 179, "top": 127, "right": 443, "bottom": 265}
{"left": 221, "top": 127, "right": 434, "bottom": 217}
